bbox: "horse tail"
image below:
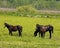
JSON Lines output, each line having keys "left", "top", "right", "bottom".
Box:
{"left": 20, "top": 26, "right": 22, "bottom": 32}
{"left": 49, "top": 25, "right": 53, "bottom": 33}
{"left": 52, "top": 27, "right": 53, "bottom": 33}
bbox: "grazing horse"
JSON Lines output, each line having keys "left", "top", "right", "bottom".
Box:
{"left": 4, "top": 23, "right": 22, "bottom": 36}
{"left": 34, "top": 24, "right": 53, "bottom": 39}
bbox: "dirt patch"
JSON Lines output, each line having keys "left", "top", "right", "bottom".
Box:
{"left": 0, "top": 8, "right": 60, "bottom": 14}
{"left": 39, "top": 10, "right": 60, "bottom": 14}
{"left": 0, "top": 8, "right": 16, "bottom": 12}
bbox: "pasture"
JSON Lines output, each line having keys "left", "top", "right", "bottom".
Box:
{"left": 0, "top": 15, "right": 60, "bottom": 48}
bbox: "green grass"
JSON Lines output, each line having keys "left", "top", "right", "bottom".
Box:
{"left": 0, "top": 15, "right": 60, "bottom": 48}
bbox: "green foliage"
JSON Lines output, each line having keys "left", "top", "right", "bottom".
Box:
{"left": 16, "top": 6, "right": 38, "bottom": 16}
{"left": 32, "top": 0, "right": 60, "bottom": 10}
{"left": 0, "top": 10, "right": 17, "bottom": 16}
{"left": 0, "top": 0, "right": 60, "bottom": 10}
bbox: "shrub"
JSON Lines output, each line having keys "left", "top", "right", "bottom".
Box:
{"left": 16, "top": 5, "right": 38, "bottom": 16}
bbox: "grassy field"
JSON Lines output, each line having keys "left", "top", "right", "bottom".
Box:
{"left": 0, "top": 15, "right": 60, "bottom": 48}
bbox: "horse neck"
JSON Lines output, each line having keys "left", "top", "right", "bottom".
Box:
{"left": 6, "top": 24, "right": 11, "bottom": 28}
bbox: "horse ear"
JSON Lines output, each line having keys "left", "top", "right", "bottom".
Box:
{"left": 36, "top": 24, "right": 39, "bottom": 26}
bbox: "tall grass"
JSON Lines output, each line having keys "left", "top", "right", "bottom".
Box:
{"left": 0, "top": 15, "right": 60, "bottom": 48}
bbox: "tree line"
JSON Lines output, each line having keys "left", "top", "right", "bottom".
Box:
{"left": 0, "top": 0, "right": 60, "bottom": 10}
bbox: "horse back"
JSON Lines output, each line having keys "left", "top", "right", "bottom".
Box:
{"left": 40, "top": 26, "right": 48, "bottom": 32}
{"left": 10, "top": 26, "right": 18, "bottom": 31}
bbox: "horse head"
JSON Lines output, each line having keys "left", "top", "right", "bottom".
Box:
{"left": 34, "top": 32, "right": 37, "bottom": 37}
{"left": 4, "top": 23, "right": 10, "bottom": 28}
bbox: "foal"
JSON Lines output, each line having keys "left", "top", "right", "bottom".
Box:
{"left": 4, "top": 23, "right": 22, "bottom": 36}
{"left": 34, "top": 24, "right": 53, "bottom": 39}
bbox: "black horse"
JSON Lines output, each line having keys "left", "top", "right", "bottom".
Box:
{"left": 4, "top": 23, "right": 22, "bottom": 36}
{"left": 34, "top": 24, "right": 53, "bottom": 39}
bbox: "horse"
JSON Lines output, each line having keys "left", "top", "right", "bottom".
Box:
{"left": 4, "top": 23, "right": 22, "bottom": 36}
{"left": 34, "top": 24, "right": 53, "bottom": 39}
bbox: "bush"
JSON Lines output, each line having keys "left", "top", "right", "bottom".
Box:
{"left": 16, "top": 5, "right": 38, "bottom": 16}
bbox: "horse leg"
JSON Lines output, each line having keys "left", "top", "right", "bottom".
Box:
{"left": 18, "top": 30, "right": 22, "bottom": 36}
{"left": 17, "top": 26, "right": 22, "bottom": 37}
{"left": 39, "top": 32, "right": 40, "bottom": 37}
{"left": 34, "top": 30, "right": 38, "bottom": 37}
{"left": 20, "top": 30, "right": 22, "bottom": 36}
{"left": 9, "top": 30, "right": 12, "bottom": 36}
{"left": 49, "top": 31, "right": 52, "bottom": 39}
{"left": 41, "top": 32, "right": 43, "bottom": 38}
{"left": 9, "top": 31, "right": 10, "bottom": 35}
{"left": 43, "top": 32, "right": 45, "bottom": 38}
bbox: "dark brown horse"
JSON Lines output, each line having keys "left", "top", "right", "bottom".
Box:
{"left": 4, "top": 23, "right": 22, "bottom": 36}
{"left": 34, "top": 24, "right": 53, "bottom": 39}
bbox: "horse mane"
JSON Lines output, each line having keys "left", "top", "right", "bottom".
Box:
{"left": 36, "top": 24, "right": 43, "bottom": 27}
{"left": 4, "top": 23, "right": 12, "bottom": 28}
